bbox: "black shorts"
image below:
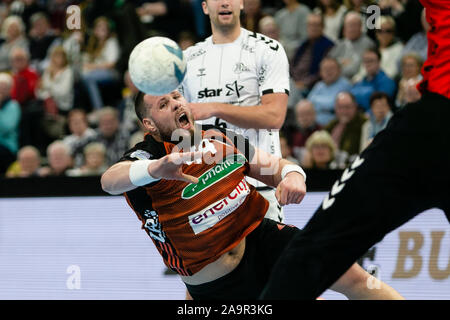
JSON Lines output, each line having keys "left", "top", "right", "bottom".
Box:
{"left": 185, "top": 218, "right": 299, "bottom": 300}
{"left": 261, "top": 91, "right": 450, "bottom": 300}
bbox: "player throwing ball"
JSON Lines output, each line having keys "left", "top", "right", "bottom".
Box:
{"left": 101, "top": 89, "right": 403, "bottom": 300}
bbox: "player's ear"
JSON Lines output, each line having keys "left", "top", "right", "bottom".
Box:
{"left": 142, "top": 118, "right": 157, "bottom": 134}
{"left": 202, "top": 1, "right": 209, "bottom": 15}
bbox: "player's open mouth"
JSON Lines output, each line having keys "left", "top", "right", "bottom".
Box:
{"left": 177, "top": 112, "right": 191, "bottom": 129}
{"left": 219, "top": 11, "right": 232, "bottom": 16}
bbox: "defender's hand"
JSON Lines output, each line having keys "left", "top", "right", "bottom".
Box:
{"left": 148, "top": 151, "right": 203, "bottom": 184}
{"left": 275, "top": 172, "right": 306, "bottom": 206}
{"left": 188, "top": 103, "right": 215, "bottom": 120}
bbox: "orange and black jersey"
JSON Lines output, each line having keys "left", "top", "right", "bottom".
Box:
{"left": 119, "top": 126, "right": 269, "bottom": 275}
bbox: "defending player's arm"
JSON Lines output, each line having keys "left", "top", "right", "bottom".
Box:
{"left": 247, "top": 147, "right": 307, "bottom": 206}
{"left": 189, "top": 92, "right": 288, "bottom": 129}
{"left": 101, "top": 151, "right": 201, "bottom": 195}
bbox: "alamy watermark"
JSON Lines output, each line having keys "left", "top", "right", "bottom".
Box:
{"left": 66, "top": 265, "right": 81, "bottom": 290}
{"left": 66, "top": 5, "right": 81, "bottom": 30}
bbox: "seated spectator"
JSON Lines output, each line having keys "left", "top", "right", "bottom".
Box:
{"left": 38, "top": 140, "right": 73, "bottom": 176}
{"left": 258, "top": 15, "right": 280, "bottom": 40}
{"left": 399, "top": 8, "right": 428, "bottom": 66}
{"left": 0, "top": 72, "right": 21, "bottom": 175}
{"left": 301, "top": 130, "right": 339, "bottom": 169}
{"left": 28, "top": 12, "right": 60, "bottom": 73}
{"left": 375, "top": 15, "right": 403, "bottom": 79}
{"left": 290, "top": 13, "right": 334, "bottom": 97}
{"left": 360, "top": 92, "right": 393, "bottom": 151}
{"left": 0, "top": 15, "right": 29, "bottom": 72}
{"left": 37, "top": 46, "right": 74, "bottom": 114}
{"left": 396, "top": 53, "right": 423, "bottom": 108}
{"left": 47, "top": 0, "right": 70, "bottom": 34}
{"left": 92, "top": 107, "right": 130, "bottom": 166}
{"left": 350, "top": 48, "right": 396, "bottom": 111}
{"left": 67, "top": 142, "right": 108, "bottom": 176}
{"left": 10, "top": 47, "right": 39, "bottom": 106}
{"left": 314, "top": 0, "right": 347, "bottom": 42}
{"left": 63, "top": 109, "right": 97, "bottom": 168}
{"left": 81, "top": 16, "right": 120, "bottom": 110}
{"left": 325, "top": 91, "right": 367, "bottom": 159}
{"left": 242, "top": 0, "right": 266, "bottom": 33}
{"left": 287, "top": 99, "right": 322, "bottom": 164}
{"left": 117, "top": 70, "right": 139, "bottom": 133}
{"left": 403, "top": 77, "right": 422, "bottom": 105}
{"left": 5, "top": 145, "right": 41, "bottom": 178}
{"left": 177, "top": 31, "right": 197, "bottom": 51}
{"left": 9, "top": 0, "right": 47, "bottom": 33}
{"left": 274, "top": 0, "right": 311, "bottom": 60}
{"left": 280, "top": 133, "right": 299, "bottom": 164}
{"left": 307, "top": 57, "right": 352, "bottom": 126}
{"left": 328, "top": 11, "right": 375, "bottom": 79}
{"left": 129, "top": 121, "right": 146, "bottom": 149}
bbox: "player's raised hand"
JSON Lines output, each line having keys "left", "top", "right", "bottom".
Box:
{"left": 188, "top": 103, "right": 215, "bottom": 120}
{"left": 148, "top": 151, "right": 203, "bottom": 184}
{"left": 275, "top": 172, "right": 307, "bottom": 206}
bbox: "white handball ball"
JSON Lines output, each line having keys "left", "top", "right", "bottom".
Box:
{"left": 128, "top": 36, "right": 187, "bottom": 96}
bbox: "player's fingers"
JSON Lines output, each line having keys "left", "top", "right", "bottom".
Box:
{"left": 275, "top": 185, "right": 282, "bottom": 205}
{"left": 177, "top": 172, "right": 199, "bottom": 184}
{"left": 280, "top": 187, "right": 288, "bottom": 206}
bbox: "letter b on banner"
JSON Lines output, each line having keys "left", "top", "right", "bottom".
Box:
{"left": 392, "top": 232, "right": 424, "bottom": 278}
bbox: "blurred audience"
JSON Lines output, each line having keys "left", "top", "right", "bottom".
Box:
{"left": 396, "top": 53, "right": 423, "bottom": 108}
{"left": 350, "top": 48, "right": 396, "bottom": 111}
{"left": 280, "top": 133, "right": 299, "bottom": 164}
{"left": 242, "top": 0, "right": 265, "bottom": 33}
{"left": 375, "top": 15, "right": 403, "bottom": 79}
{"left": 81, "top": 16, "right": 120, "bottom": 110}
{"left": 274, "top": 0, "right": 311, "bottom": 60}
{"left": 10, "top": 46, "right": 38, "bottom": 106}
{"left": 328, "top": 11, "right": 375, "bottom": 79}
{"left": 63, "top": 109, "right": 97, "bottom": 168}
{"left": 117, "top": 70, "right": 140, "bottom": 134}
{"left": 5, "top": 145, "right": 41, "bottom": 178}
{"left": 0, "top": 15, "right": 29, "bottom": 72}
{"left": 258, "top": 15, "right": 279, "bottom": 40}
{"left": 38, "top": 139, "right": 73, "bottom": 176}
{"left": 67, "top": 142, "right": 108, "bottom": 176}
{"left": 325, "top": 91, "right": 367, "bottom": 159}
{"left": 37, "top": 45, "right": 74, "bottom": 115}
{"left": 314, "top": 0, "right": 347, "bottom": 42}
{"left": 360, "top": 91, "right": 393, "bottom": 151}
{"left": 0, "top": 72, "right": 21, "bottom": 175}
{"left": 307, "top": 57, "right": 352, "bottom": 126}
{"left": 399, "top": 8, "right": 428, "bottom": 64}
{"left": 302, "top": 130, "right": 339, "bottom": 169}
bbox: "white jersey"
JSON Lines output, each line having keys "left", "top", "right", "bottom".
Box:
{"left": 181, "top": 28, "right": 290, "bottom": 188}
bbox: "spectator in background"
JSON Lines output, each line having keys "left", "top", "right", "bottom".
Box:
{"left": 37, "top": 45, "right": 74, "bottom": 115}
{"left": 374, "top": 15, "right": 403, "bottom": 79}
{"left": 117, "top": 70, "right": 139, "bottom": 134}
{"left": 314, "top": 0, "right": 347, "bottom": 42}
{"left": 258, "top": 15, "right": 279, "bottom": 40}
{"left": 92, "top": 107, "right": 130, "bottom": 167}
{"left": 399, "top": 8, "right": 428, "bottom": 65}
{"left": 62, "top": 109, "right": 97, "bottom": 168}
{"left": 47, "top": 0, "right": 71, "bottom": 34}
{"left": 350, "top": 48, "right": 396, "bottom": 111}
{"left": 325, "top": 91, "right": 367, "bottom": 160}
{"left": 67, "top": 142, "right": 108, "bottom": 176}
{"left": 38, "top": 140, "right": 73, "bottom": 176}
{"left": 396, "top": 53, "right": 423, "bottom": 108}
{"left": 28, "top": 12, "right": 60, "bottom": 73}
{"left": 0, "top": 72, "right": 21, "bottom": 175}
{"left": 280, "top": 133, "right": 299, "bottom": 164}
{"left": 10, "top": 46, "right": 39, "bottom": 106}
{"left": 302, "top": 130, "right": 339, "bottom": 169}
{"left": 82, "top": 16, "right": 120, "bottom": 110}
{"left": 9, "top": 0, "right": 47, "bottom": 33}
{"left": 274, "top": 0, "right": 311, "bottom": 60}
{"left": 242, "top": 0, "right": 265, "bottom": 33}
{"left": 360, "top": 91, "right": 393, "bottom": 151}
{"left": 5, "top": 145, "right": 41, "bottom": 177}
{"left": 289, "top": 13, "right": 334, "bottom": 98}
{"left": 328, "top": 11, "right": 375, "bottom": 79}
{"left": 307, "top": 57, "right": 352, "bottom": 126}
{"left": 0, "top": 15, "right": 29, "bottom": 72}
{"left": 177, "top": 31, "right": 197, "bottom": 51}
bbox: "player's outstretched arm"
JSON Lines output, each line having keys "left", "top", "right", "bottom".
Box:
{"left": 101, "top": 151, "right": 201, "bottom": 195}
{"left": 189, "top": 93, "right": 288, "bottom": 129}
{"left": 247, "top": 147, "right": 307, "bottom": 206}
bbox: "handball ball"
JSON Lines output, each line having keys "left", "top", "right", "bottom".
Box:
{"left": 128, "top": 36, "right": 187, "bottom": 96}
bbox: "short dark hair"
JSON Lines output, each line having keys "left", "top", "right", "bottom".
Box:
{"left": 370, "top": 91, "right": 393, "bottom": 110}
{"left": 365, "top": 48, "right": 382, "bottom": 61}
{"left": 134, "top": 91, "right": 147, "bottom": 122}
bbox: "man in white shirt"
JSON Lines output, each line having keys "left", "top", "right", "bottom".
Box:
{"left": 181, "top": 0, "right": 291, "bottom": 223}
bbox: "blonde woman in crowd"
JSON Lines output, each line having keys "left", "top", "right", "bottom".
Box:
{"left": 67, "top": 142, "right": 108, "bottom": 177}
{"left": 301, "top": 130, "right": 340, "bottom": 169}
{"left": 0, "top": 15, "right": 28, "bottom": 71}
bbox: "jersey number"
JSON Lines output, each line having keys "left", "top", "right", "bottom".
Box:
{"left": 249, "top": 32, "right": 279, "bottom": 51}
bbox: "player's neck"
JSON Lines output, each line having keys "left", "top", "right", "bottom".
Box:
{"left": 211, "top": 25, "right": 241, "bottom": 44}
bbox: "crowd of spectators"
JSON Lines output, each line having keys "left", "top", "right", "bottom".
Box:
{"left": 0, "top": 0, "right": 425, "bottom": 179}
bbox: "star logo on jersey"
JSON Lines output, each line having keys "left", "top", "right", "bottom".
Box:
{"left": 233, "top": 63, "right": 250, "bottom": 74}
{"left": 197, "top": 68, "right": 206, "bottom": 77}
{"left": 225, "top": 81, "right": 244, "bottom": 98}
